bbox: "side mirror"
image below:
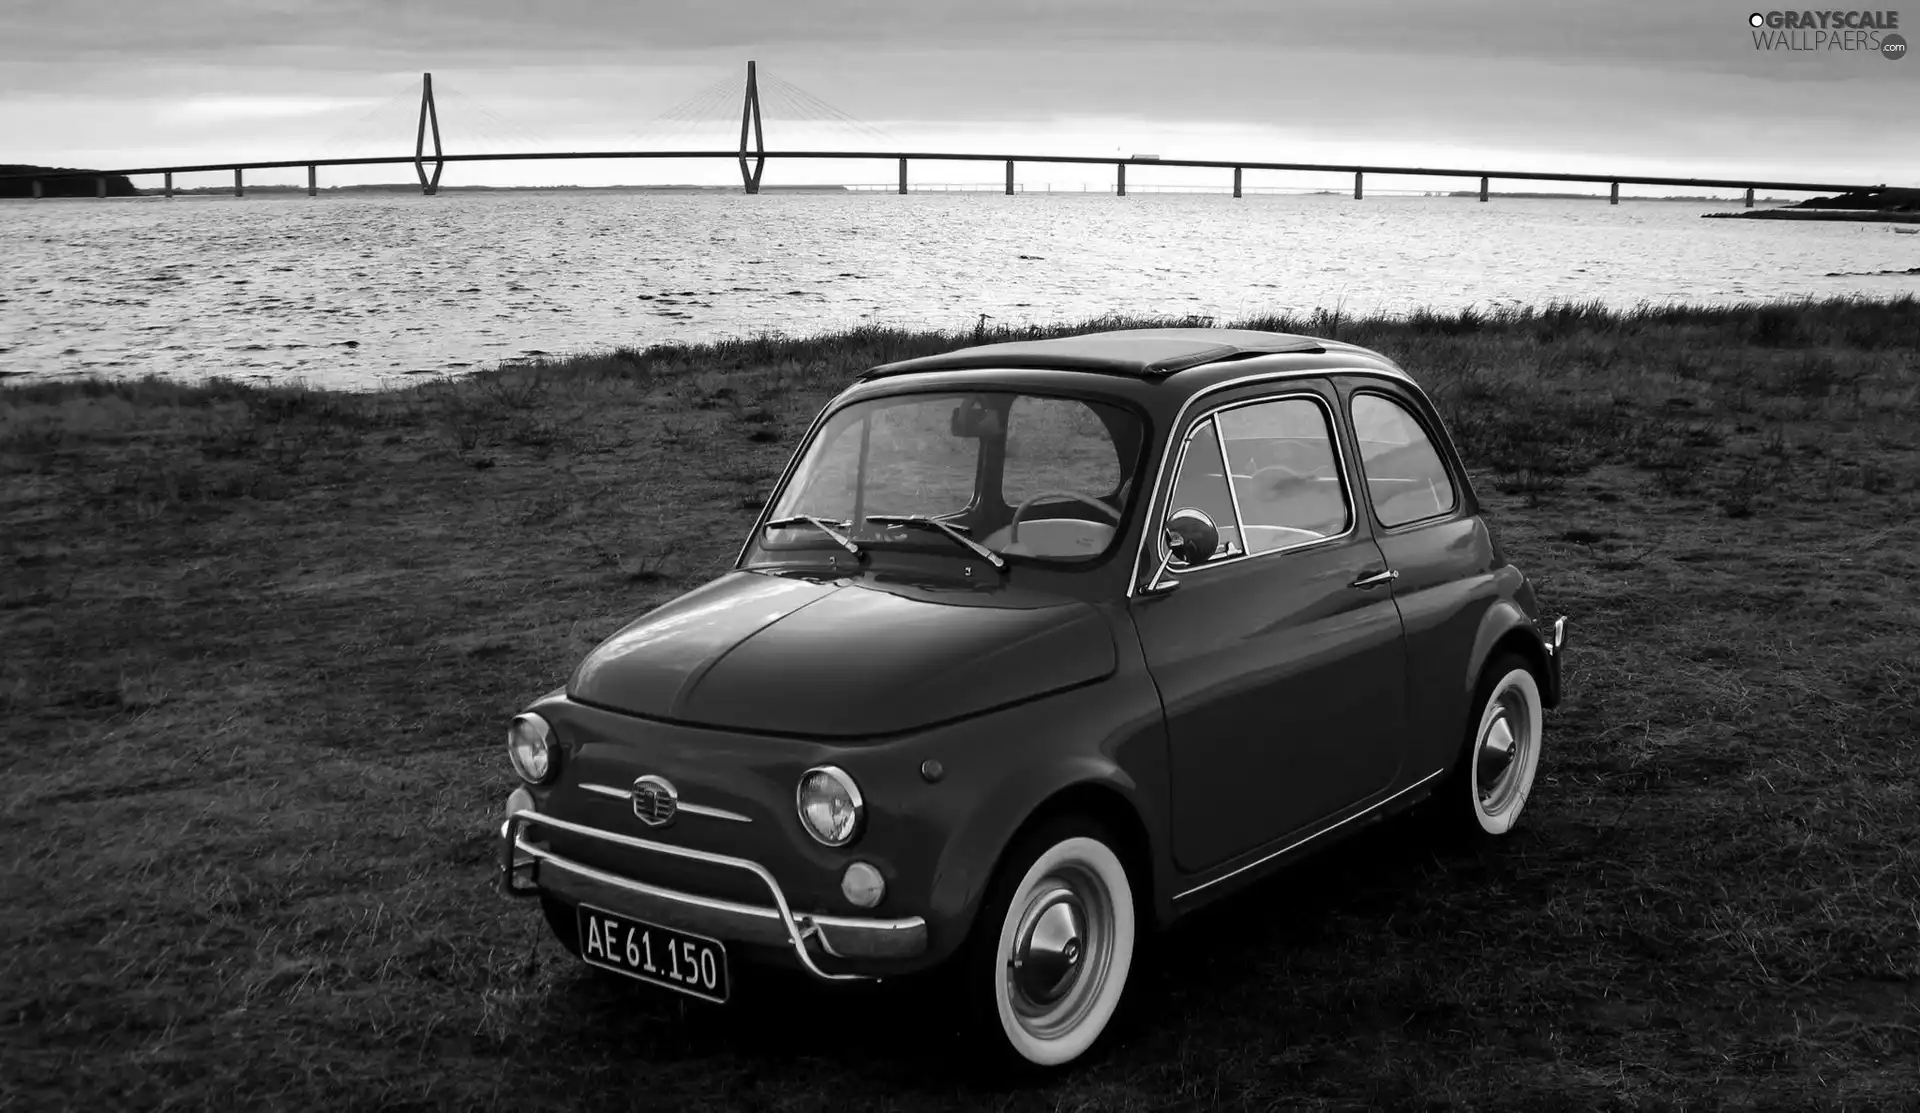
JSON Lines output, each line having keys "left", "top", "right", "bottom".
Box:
{"left": 1142, "top": 508, "right": 1218, "bottom": 596}
{"left": 1164, "top": 508, "right": 1220, "bottom": 567}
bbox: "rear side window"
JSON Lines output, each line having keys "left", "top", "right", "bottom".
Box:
{"left": 1350, "top": 393, "right": 1457, "bottom": 527}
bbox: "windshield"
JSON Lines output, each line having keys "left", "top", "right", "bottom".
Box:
{"left": 751, "top": 390, "right": 1146, "bottom": 565}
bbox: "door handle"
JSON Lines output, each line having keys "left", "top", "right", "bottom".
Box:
{"left": 1350, "top": 568, "right": 1399, "bottom": 589}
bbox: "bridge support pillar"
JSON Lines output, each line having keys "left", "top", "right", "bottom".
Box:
{"left": 1117, "top": 162, "right": 1125, "bottom": 196}
{"left": 1610, "top": 181, "right": 1619, "bottom": 205}
{"left": 95, "top": 175, "right": 106, "bottom": 198}
{"left": 1233, "top": 167, "right": 1242, "bottom": 198}
{"left": 308, "top": 165, "right": 317, "bottom": 196}
{"left": 1745, "top": 187, "right": 1754, "bottom": 208}
{"left": 737, "top": 61, "right": 765, "bottom": 194}
{"left": 898, "top": 158, "right": 907, "bottom": 193}
{"left": 417, "top": 72, "right": 446, "bottom": 195}
{"left": 1354, "top": 171, "right": 1363, "bottom": 200}
{"left": 1006, "top": 160, "right": 1014, "bottom": 195}
{"left": 1480, "top": 176, "right": 1489, "bottom": 202}
{"left": 234, "top": 168, "right": 244, "bottom": 198}
{"left": 164, "top": 172, "right": 173, "bottom": 198}
{"left": 31, "top": 179, "right": 42, "bottom": 199}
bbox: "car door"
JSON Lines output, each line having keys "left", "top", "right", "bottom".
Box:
{"left": 1337, "top": 378, "right": 1494, "bottom": 768}
{"left": 1129, "top": 382, "right": 1410, "bottom": 876}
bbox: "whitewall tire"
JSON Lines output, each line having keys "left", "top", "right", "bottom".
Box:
{"left": 1465, "top": 659, "right": 1544, "bottom": 835}
{"left": 971, "top": 823, "right": 1137, "bottom": 1068}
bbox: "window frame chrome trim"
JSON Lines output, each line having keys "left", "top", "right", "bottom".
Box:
{"left": 1143, "top": 387, "right": 1360, "bottom": 581}
{"left": 1344, "top": 386, "right": 1465, "bottom": 535}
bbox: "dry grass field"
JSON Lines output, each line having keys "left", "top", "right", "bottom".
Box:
{"left": 2, "top": 297, "right": 1916, "bottom": 1111}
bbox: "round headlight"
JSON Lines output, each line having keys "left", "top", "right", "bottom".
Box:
{"left": 507, "top": 713, "right": 554, "bottom": 784}
{"left": 796, "top": 765, "right": 864, "bottom": 847}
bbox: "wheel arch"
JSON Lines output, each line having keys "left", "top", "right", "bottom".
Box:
{"left": 930, "top": 761, "right": 1165, "bottom": 960}
{"left": 1467, "top": 601, "right": 1559, "bottom": 712}
{"left": 1002, "top": 781, "right": 1156, "bottom": 921}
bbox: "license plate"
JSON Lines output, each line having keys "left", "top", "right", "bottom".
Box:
{"left": 577, "top": 904, "right": 730, "bottom": 1003}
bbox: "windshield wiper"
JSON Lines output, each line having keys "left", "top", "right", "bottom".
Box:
{"left": 763, "top": 515, "right": 862, "bottom": 556}
{"left": 864, "top": 514, "right": 1007, "bottom": 570}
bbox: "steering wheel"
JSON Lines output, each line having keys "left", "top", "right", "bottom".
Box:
{"left": 1009, "top": 490, "right": 1121, "bottom": 543}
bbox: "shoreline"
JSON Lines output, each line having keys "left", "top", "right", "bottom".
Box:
{"left": 1704, "top": 209, "right": 1920, "bottom": 223}
{"left": 5, "top": 293, "right": 1918, "bottom": 401}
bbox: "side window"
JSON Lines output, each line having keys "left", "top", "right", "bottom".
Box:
{"left": 1164, "top": 418, "right": 1241, "bottom": 563}
{"left": 1002, "top": 397, "right": 1122, "bottom": 508}
{"left": 1350, "top": 393, "right": 1457, "bottom": 528}
{"left": 1215, "top": 396, "right": 1351, "bottom": 554}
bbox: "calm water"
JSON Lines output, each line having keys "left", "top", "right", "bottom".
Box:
{"left": 2, "top": 190, "right": 1915, "bottom": 393}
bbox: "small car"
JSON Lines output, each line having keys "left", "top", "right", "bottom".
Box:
{"left": 497, "top": 328, "right": 1568, "bottom": 1069}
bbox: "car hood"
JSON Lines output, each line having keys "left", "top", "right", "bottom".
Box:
{"left": 565, "top": 570, "right": 1117, "bottom": 738}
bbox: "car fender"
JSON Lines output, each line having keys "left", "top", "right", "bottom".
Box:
{"left": 924, "top": 752, "right": 1153, "bottom": 947}
{"left": 1465, "top": 596, "right": 1557, "bottom": 714}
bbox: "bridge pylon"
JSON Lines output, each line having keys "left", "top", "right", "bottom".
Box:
{"left": 739, "top": 61, "right": 766, "bottom": 194}
{"left": 415, "top": 72, "right": 445, "bottom": 195}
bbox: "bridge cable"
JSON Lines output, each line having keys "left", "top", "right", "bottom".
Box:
{"left": 759, "top": 71, "right": 900, "bottom": 148}
{"left": 610, "top": 72, "right": 748, "bottom": 150}
{"left": 312, "top": 81, "right": 427, "bottom": 161}
{"left": 644, "top": 79, "right": 738, "bottom": 148}
{"left": 433, "top": 81, "right": 557, "bottom": 153}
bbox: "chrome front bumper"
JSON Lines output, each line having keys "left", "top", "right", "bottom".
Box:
{"left": 498, "top": 808, "right": 928, "bottom": 982}
{"left": 1538, "top": 614, "right": 1569, "bottom": 706}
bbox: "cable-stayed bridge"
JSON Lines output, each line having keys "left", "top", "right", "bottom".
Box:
{"left": 0, "top": 62, "right": 1889, "bottom": 204}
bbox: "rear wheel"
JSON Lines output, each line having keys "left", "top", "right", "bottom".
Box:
{"left": 962, "top": 818, "right": 1138, "bottom": 1069}
{"left": 1441, "top": 654, "right": 1544, "bottom": 838}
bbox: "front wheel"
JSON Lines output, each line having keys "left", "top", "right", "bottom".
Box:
{"left": 963, "top": 819, "right": 1137, "bottom": 1069}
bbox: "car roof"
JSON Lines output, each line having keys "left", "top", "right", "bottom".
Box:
{"left": 854, "top": 328, "right": 1416, "bottom": 399}
{"left": 859, "top": 328, "right": 1331, "bottom": 381}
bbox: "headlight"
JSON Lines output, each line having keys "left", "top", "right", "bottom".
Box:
{"left": 507, "top": 713, "right": 555, "bottom": 784}
{"left": 796, "top": 765, "right": 864, "bottom": 846}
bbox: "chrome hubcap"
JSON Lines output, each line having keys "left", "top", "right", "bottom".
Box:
{"left": 1010, "top": 886, "right": 1085, "bottom": 1006}
{"left": 1476, "top": 688, "right": 1531, "bottom": 813}
{"left": 1004, "top": 864, "right": 1113, "bottom": 1038}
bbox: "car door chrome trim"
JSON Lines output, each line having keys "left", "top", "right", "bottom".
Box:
{"left": 1349, "top": 568, "right": 1399, "bottom": 589}
{"left": 1135, "top": 385, "right": 1362, "bottom": 589}
{"left": 580, "top": 782, "right": 754, "bottom": 823}
{"left": 1171, "top": 766, "right": 1447, "bottom": 902}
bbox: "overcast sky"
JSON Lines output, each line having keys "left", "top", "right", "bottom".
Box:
{"left": 2, "top": 1, "right": 1912, "bottom": 192}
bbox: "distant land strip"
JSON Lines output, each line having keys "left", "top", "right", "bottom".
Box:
{"left": 0, "top": 164, "right": 137, "bottom": 197}
{"left": 1706, "top": 187, "right": 1920, "bottom": 222}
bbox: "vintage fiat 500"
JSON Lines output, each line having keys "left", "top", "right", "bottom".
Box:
{"left": 497, "top": 328, "right": 1568, "bottom": 1069}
